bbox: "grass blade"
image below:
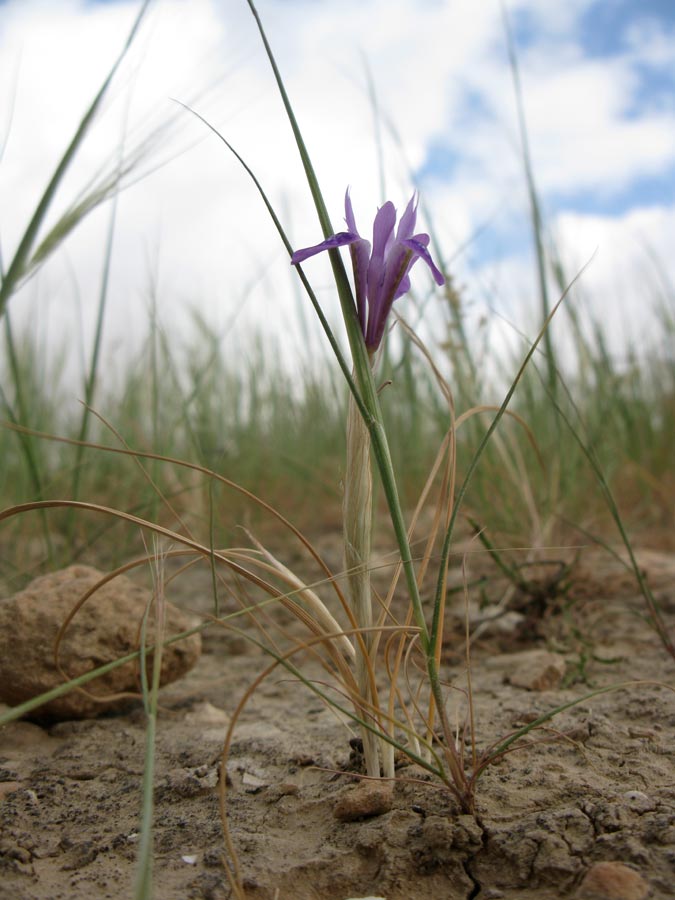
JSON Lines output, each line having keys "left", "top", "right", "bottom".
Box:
{"left": 0, "top": 0, "right": 151, "bottom": 318}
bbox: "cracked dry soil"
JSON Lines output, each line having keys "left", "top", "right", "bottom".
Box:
{"left": 1, "top": 547, "right": 674, "bottom": 900}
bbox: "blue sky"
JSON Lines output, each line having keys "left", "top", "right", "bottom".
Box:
{"left": 1, "top": 0, "right": 674, "bottom": 375}
{"left": 529, "top": 0, "right": 675, "bottom": 213}
{"left": 415, "top": 0, "right": 675, "bottom": 249}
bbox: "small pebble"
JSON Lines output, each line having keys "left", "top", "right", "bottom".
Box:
{"left": 0, "top": 781, "right": 21, "bottom": 800}
{"left": 242, "top": 771, "right": 268, "bottom": 793}
{"left": 509, "top": 650, "right": 567, "bottom": 692}
{"left": 333, "top": 780, "right": 393, "bottom": 822}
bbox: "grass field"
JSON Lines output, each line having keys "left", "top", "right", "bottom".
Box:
{"left": 2, "top": 267, "right": 673, "bottom": 584}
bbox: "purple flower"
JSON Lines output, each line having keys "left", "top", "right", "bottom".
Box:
{"left": 291, "top": 190, "right": 445, "bottom": 352}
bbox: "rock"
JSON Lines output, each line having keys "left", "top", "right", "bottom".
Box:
{"left": 158, "top": 767, "right": 217, "bottom": 800}
{"left": 0, "top": 565, "right": 201, "bottom": 720}
{"left": 0, "top": 782, "right": 21, "bottom": 800}
{"left": 508, "top": 649, "right": 567, "bottom": 692}
{"left": 333, "top": 779, "right": 394, "bottom": 822}
{"left": 576, "top": 861, "right": 649, "bottom": 900}
{"left": 621, "top": 791, "right": 656, "bottom": 814}
{"left": 242, "top": 771, "right": 268, "bottom": 793}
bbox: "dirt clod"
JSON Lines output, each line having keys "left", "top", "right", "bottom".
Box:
{"left": 576, "top": 861, "right": 650, "bottom": 900}
{"left": 507, "top": 649, "right": 567, "bottom": 691}
{"left": 333, "top": 779, "right": 394, "bottom": 822}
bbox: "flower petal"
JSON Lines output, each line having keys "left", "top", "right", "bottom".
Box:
{"left": 401, "top": 237, "right": 445, "bottom": 285}
{"left": 396, "top": 193, "right": 417, "bottom": 242}
{"left": 291, "top": 231, "right": 359, "bottom": 266}
{"left": 292, "top": 188, "right": 444, "bottom": 354}
{"left": 344, "top": 188, "right": 359, "bottom": 235}
{"left": 365, "top": 242, "right": 412, "bottom": 349}
{"left": 371, "top": 202, "right": 396, "bottom": 259}
{"left": 395, "top": 273, "right": 411, "bottom": 299}
{"left": 349, "top": 238, "right": 371, "bottom": 333}
{"left": 366, "top": 203, "right": 396, "bottom": 315}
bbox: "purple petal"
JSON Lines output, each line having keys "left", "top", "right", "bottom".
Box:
{"left": 371, "top": 202, "right": 396, "bottom": 259}
{"left": 344, "top": 188, "right": 359, "bottom": 235}
{"left": 365, "top": 243, "right": 411, "bottom": 348}
{"left": 349, "top": 238, "right": 371, "bottom": 333}
{"left": 393, "top": 273, "right": 411, "bottom": 301}
{"left": 401, "top": 237, "right": 445, "bottom": 285}
{"left": 396, "top": 193, "right": 417, "bottom": 242}
{"left": 366, "top": 202, "right": 396, "bottom": 315}
{"left": 291, "top": 231, "right": 359, "bottom": 266}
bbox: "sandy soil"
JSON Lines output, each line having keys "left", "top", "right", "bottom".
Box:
{"left": 1, "top": 544, "right": 674, "bottom": 900}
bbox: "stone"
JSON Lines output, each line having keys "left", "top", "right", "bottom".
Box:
{"left": 508, "top": 649, "right": 567, "bottom": 692}
{"left": 621, "top": 791, "right": 656, "bottom": 814}
{"left": 0, "top": 565, "right": 201, "bottom": 720}
{"left": 576, "top": 861, "right": 649, "bottom": 900}
{"left": 333, "top": 779, "right": 394, "bottom": 822}
{"left": 0, "top": 781, "right": 21, "bottom": 800}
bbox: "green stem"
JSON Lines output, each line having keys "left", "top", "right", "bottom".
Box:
{"left": 134, "top": 560, "right": 165, "bottom": 900}
{"left": 227, "top": 0, "right": 471, "bottom": 803}
{"left": 244, "top": 0, "right": 462, "bottom": 788}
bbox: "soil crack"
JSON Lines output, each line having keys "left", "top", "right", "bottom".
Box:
{"left": 462, "top": 815, "right": 487, "bottom": 900}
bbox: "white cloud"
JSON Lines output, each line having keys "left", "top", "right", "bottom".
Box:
{"left": 555, "top": 204, "right": 675, "bottom": 318}
{"left": 512, "top": 52, "right": 675, "bottom": 193}
{"left": 624, "top": 16, "right": 675, "bottom": 71}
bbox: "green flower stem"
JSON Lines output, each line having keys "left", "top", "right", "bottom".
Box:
{"left": 245, "top": 1, "right": 432, "bottom": 649}
{"left": 246, "top": 0, "right": 467, "bottom": 798}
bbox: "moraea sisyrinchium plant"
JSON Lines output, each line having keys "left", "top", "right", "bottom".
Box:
{"left": 291, "top": 189, "right": 445, "bottom": 352}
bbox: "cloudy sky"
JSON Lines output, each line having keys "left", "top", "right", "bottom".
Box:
{"left": 1, "top": 0, "right": 674, "bottom": 385}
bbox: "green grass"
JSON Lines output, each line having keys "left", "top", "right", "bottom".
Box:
{"left": 1, "top": 276, "right": 673, "bottom": 585}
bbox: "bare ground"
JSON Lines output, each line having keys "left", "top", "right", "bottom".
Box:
{"left": 1, "top": 544, "right": 674, "bottom": 900}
